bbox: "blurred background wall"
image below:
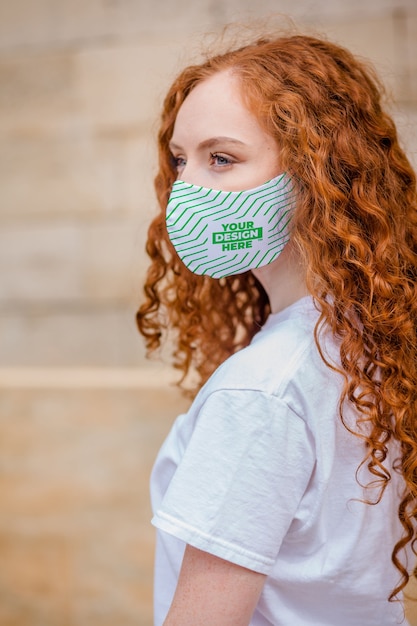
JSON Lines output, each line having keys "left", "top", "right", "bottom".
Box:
{"left": 0, "top": 1, "right": 416, "bottom": 625}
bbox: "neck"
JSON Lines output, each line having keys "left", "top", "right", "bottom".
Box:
{"left": 251, "top": 242, "right": 309, "bottom": 314}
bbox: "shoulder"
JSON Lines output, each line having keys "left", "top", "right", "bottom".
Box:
{"left": 189, "top": 295, "right": 345, "bottom": 438}
{"left": 202, "top": 296, "right": 323, "bottom": 397}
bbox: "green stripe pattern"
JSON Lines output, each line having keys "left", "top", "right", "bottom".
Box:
{"left": 166, "top": 173, "right": 296, "bottom": 278}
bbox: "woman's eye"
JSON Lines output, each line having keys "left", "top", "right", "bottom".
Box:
{"left": 210, "top": 153, "right": 233, "bottom": 167}
{"left": 171, "top": 155, "right": 186, "bottom": 171}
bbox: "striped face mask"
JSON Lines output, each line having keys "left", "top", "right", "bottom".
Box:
{"left": 166, "top": 173, "right": 297, "bottom": 279}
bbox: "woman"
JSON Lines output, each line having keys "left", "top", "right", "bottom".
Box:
{"left": 137, "top": 32, "right": 417, "bottom": 625}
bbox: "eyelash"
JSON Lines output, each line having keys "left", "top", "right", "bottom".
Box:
{"left": 209, "top": 152, "right": 233, "bottom": 167}
{"left": 170, "top": 152, "right": 234, "bottom": 171}
{"left": 171, "top": 155, "right": 186, "bottom": 170}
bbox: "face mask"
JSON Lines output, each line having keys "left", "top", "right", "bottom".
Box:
{"left": 166, "top": 172, "right": 296, "bottom": 279}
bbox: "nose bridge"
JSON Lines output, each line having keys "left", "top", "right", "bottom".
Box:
{"left": 178, "top": 162, "right": 207, "bottom": 187}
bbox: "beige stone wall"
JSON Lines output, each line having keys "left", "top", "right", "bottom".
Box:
{"left": 1, "top": 1, "right": 417, "bottom": 625}
{"left": 0, "top": 381, "right": 190, "bottom": 626}
{"left": 1, "top": 0, "right": 416, "bottom": 366}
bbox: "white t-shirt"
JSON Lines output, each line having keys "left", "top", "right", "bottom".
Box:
{"left": 150, "top": 296, "right": 410, "bottom": 625}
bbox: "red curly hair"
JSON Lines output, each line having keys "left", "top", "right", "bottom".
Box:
{"left": 137, "top": 33, "right": 417, "bottom": 598}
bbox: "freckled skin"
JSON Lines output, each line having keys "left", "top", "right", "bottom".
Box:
{"left": 164, "top": 545, "right": 266, "bottom": 626}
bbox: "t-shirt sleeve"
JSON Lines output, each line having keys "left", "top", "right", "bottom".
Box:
{"left": 152, "top": 388, "right": 315, "bottom": 575}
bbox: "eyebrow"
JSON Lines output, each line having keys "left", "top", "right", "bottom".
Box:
{"left": 169, "top": 136, "right": 247, "bottom": 151}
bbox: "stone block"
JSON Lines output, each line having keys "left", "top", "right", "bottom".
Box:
{"left": 0, "top": 222, "right": 83, "bottom": 302}
{"left": 81, "top": 215, "right": 148, "bottom": 301}
{"left": 0, "top": 0, "right": 113, "bottom": 50}
{"left": 0, "top": 213, "right": 151, "bottom": 303}
{"left": 0, "top": 51, "right": 78, "bottom": 132}
{"left": 0, "top": 0, "right": 217, "bottom": 51}
{"left": 0, "top": 42, "right": 183, "bottom": 133}
{"left": 73, "top": 41, "right": 189, "bottom": 128}
{"left": 0, "top": 386, "right": 189, "bottom": 626}
{"left": 90, "top": 128, "right": 157, "bottom": 217}
{"left": 407, "top": 11, "right": 417, "bottom": 104}
{"left": 0, "top": 134, "right": 104, "bottom": 217}
{"left": 319, "top": 10, "right": 417, "bottom": 105}
{"left": 0, "top": 133, "right": 154, "bottom": 218}
{"left": 0, "top": 306, "right": 147, "bottom": 367}
{"left": 393, "top": 107, "right": 417, "bottom": 170}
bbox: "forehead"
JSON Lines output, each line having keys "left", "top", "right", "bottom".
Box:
{"left": 172, "top": 70, "right": 267, "bottom": 144}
